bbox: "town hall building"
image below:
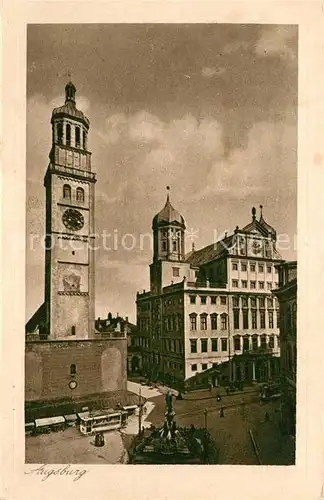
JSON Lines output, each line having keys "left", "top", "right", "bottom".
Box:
{"left": 134, "top": 192, "right": 283, "bottom": 389}
{"left": 25, "top": 82, "right": 127, "bottom": 408}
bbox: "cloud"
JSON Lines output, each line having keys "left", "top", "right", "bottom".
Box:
{"left": 223, "top": 41, "right": 250, "bottom": 55}
{"left": 201, "top": 66, "right": 226, "bottom": 78}
{"left": 255, "top": 26, "right": 297, "bottom": 63}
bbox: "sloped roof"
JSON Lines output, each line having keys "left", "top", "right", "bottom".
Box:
{"left": 52, "top": 100, "right": 90, "bottom": 128}
{"left": 185, "top": 235, "right": 235, "bottom": 267}
{"left": 25, "top": 302, "right": 46, "bottom": 333}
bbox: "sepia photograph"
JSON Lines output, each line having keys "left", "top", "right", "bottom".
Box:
{"left": 25, "top": 23, "right": 297, "bottom": 466}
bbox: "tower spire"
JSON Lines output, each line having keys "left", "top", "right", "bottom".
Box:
{"left": 260, "top": 204, "right": 264, "bottom": 220}
{"left": 166, "top": 185, "right": 170, "bottom": 202}
{"left": 65, "top": 77, "right": 76, "bottom": 104}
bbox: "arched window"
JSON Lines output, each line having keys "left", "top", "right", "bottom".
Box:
{"left": 83, "top": 130, "right": 87, "bottom": 150}
{"left": 63, "top": 184, "right": 71, "bottom": 199}
{"left": 70, "top": 363, "right": 76, "bottom": 376}
{"left": 66, "top": 124, "right": 71, "bottom": 146}
{"left": 173, "top": 240, "right": 177, "bottom": 252}
{"left": 76, "top": 187, "right": 84, "bottom": 202}
{"left": 57, "top": 123, "right": 63, "bottom": 144}
{"left": 75, "top": 126, "right": 80, "bottom": 148}
{"left": 71, "top": 325, "right": 76, "bottom": 336}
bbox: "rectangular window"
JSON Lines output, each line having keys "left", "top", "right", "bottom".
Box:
{"left": 269, "top": 335, "right": 275, "bottom": 349}
{"left": 190, "top": 339, "right": 197, "bottom": 353}
{"left": 232, "top": 263, "right": 238, "bottom": 271}
{"left": 258, "top": 281, "right": 264, "bottom": 289}
{"left": 221, "top": 315, "right": 227, "bottom": 330}
{"left": 191, "top": 364, "right": 197, "bottom": 372}
{"left": 276, "top": 312, "right": 280, "bottom": 328}
{"left": 258, "top": 264, "right": 264, "bottom": 273}
{"left": 267, "top": 265, "right": 272, "bottom": 274}
{"left": 200, "top": 296, "right": 207, "bottom": 305}
{"left": 242, "top": 297, "right": 248, "bottom": 308}
{"left": 190, "top": 315, "right": 197, "bottom": 331}
{"left": 232, "top": 280, "right": 239, "bottom": 288}
{"left": 172, "top": 267, "right": 180, "bottom": 277}
{"left": 241, "top": 263, "right": 247, "bottom": 272}
{"left": 251, "top": 310, "right": 257, "bottom": 329}
{"left": 243, "top": 310, "right": 249, "bottom": 329}
{"left": 250, "top": 264, "right": 256, "bottom": 272}
{"left": 252, "top": 335, "right": 258, "bottom": 350}
{"left": 250, "top": 281, "right": 256, "bottom": 289}
{"left": 202, "top": 363, "right": 208, "bottom": 370}
{"left": 220, "top": 296, "right": 227, "bottom": 305}
{"left": 241, "top": 280, "right": 247, "bottom": 288}
{"left": 233, "top": 309, "right": 240, "bottom": 329}
{"left": 211, "top": 314, "right": 217, "bottom": 330}
{"left": 200, "top": 315, "right": 207, "bottom": 330}
{"left": 251, "top": 297, "right": 257, "bottom": 308}
{"left": 234, "top": 337, "right": 241, "bottom": 351}
{"left": 211, "top": 338, "right": 218, "bottom": 352}
{"left": 243, "top": 336, "right": 250, "bottom": 351}
{"left": 201, "top": 339, "right": 208, "bottom": 353}
{"left": 268, "top": 311, "right": 274, "bottom": 329}
{"left": 221, "top": 338, "right": 228, "bottom": 351}
{"left": 267, "top": 298, "right": 273, "bottom": 308}
{"left": 211, "top": 296, "right": 217, "bottom": 304}
{"left": 194, "top": 270, "right": 198, "bottom": 277}
{"left": 190, "top": 295, "right": 196, "bottom": 304}
{"left": 259, "top": 297, "right": 265, "bottom": 308}
{"left": 267, "top": 282, "right": 272, "bottom": 290}
{"left": 260, "top": 311, "right": 266, "bottom": 329}
{"left": 260, "top": 335, "right": 267, "bottom": 349}
{"left": 232, "top": 296, "right": 239, "bottom": 307}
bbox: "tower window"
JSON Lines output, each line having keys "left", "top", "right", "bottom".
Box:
{"left": 173, "top": 240, "right": 177, "bottom": 252}
{"left": 71, "top": 326, "right": 76, "bottom": 335}
{"left": 57, "top": 123, "right": 63, "bottom": 144}
{"left": 75, "top": 126, "right": 80, "bottom": 148}
{"left": 76, "top": 187, "right": 85, "bottom": 202}
{"left": 66, "top": 124, "right": 71, "bottom": 146}
{"left": 63, "top": 184, "right": 71, "bottom": 199}
{"left": 70, "top": 363, "right": 76, "bottom": 376}
{"left": 162, "top": 241, "right": 167, "bottom": 252}
{"left": 83, "top": 131, "right": 87, "bottom": 150}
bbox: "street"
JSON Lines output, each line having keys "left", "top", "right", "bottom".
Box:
{"left": 25, "top": 382, "right": 294, "bottom": 465}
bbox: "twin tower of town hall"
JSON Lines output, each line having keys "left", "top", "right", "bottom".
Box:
{"left": 26, "top": 81, "right": 283, "bottom": 403}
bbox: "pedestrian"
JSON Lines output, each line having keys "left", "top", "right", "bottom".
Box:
{"left": 220, "top": 407, "right": 224, "bottom": 417}
{"left": 216, "top": 394, "right": 221, "bottom": 402}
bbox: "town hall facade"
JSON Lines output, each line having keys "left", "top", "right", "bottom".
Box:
{"left": 134, "top": 194, "right": 283, "bottom": 389}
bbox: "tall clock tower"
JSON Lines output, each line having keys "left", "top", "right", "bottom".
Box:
{"left": 44, "top": 81, "right": 96, "bottom": 339}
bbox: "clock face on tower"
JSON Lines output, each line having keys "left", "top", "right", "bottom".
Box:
{"left": 62, "top": 208, "right": 84, "bottom": 231}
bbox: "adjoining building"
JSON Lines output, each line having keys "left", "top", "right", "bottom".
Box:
{"left": 134, "top": 193, "right": 283, "bottom": 389}
{"left": 273, "top": 261, "right": 297, "bottom": 436}
{"left": 25, "top": 82, "right": 127, "bottom": 410}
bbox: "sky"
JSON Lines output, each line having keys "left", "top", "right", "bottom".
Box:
{"left": 26, "top": 24, "right": 298, "bottom": 323}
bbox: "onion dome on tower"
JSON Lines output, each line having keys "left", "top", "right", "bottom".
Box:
{"left": 152, "top": 187, "right": 186, "bottom": 262}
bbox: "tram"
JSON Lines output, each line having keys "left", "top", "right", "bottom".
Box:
{"left": 78, "top": 409, "right": 128, "bottom": 435}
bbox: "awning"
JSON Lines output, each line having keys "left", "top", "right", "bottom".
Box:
{"left": 35, "top": 415, "right": 65, "bottom": 427}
